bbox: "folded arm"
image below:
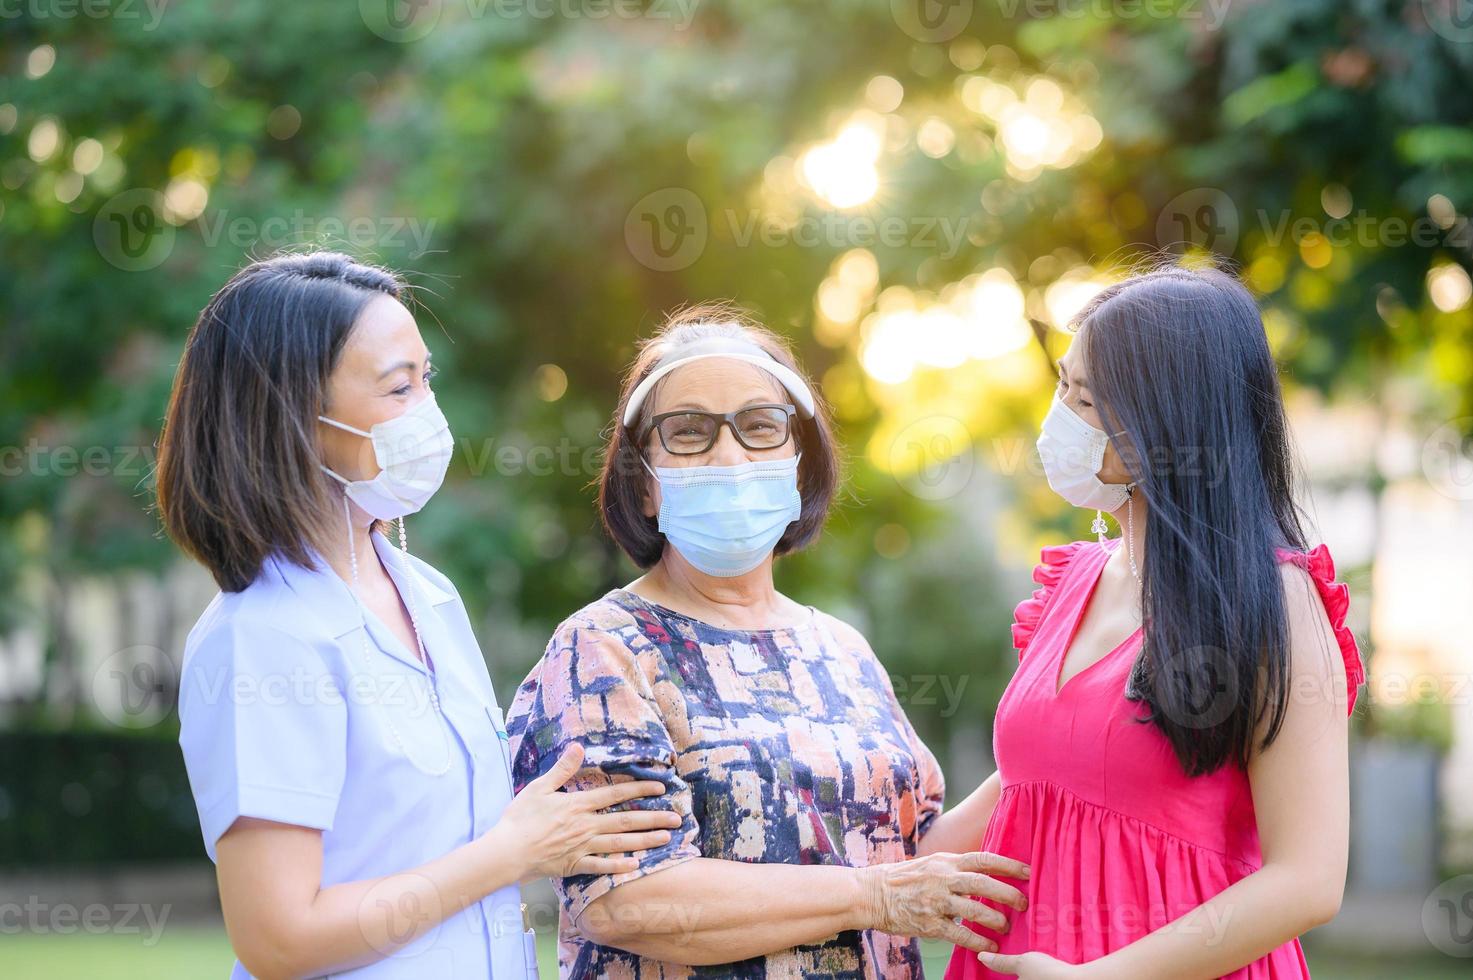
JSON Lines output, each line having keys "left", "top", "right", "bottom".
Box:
{"left": 581, "top": 850, "right": 1030, "bottom": 966}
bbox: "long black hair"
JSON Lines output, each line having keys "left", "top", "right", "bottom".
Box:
{"left": 1076, "top": 264, "right": 1307, "bottom": 776}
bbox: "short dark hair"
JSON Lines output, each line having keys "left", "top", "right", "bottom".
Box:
{"left": 155, "top": 251, "right": 405, "bottom": 592}
{"left": 598, "top": 302, "right": 841, "bottom": 569}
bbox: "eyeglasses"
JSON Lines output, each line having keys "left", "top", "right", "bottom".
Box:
{"left": 641, "top": 403, "right": 797, "bottom": 455}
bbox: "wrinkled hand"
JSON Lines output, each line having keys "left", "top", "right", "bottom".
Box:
{"left": 857, "top": 850, "right": 1030, "bottom": 954}
{"left": 491, "top": 743, "right": 684, "bottom": 882}
{"left": 978, "top": 951, "right": 1097, "bottom": 978}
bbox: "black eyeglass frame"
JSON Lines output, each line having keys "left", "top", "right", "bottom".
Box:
{"left": 637, "top": 402, "right": 799, "bottom": 456}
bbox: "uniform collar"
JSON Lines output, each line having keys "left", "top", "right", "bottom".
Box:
{"left": 268, "top": 530, "right": 456, "bottom": 643}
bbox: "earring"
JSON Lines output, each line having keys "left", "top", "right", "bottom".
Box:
{"left": 397, "top": 516, "right": 409, "bottom": 553}
{"left": 1092, "top": 510, "right": 1109, "bottom": 542}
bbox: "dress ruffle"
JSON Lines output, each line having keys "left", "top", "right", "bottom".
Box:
{"left": 1013, "top": 541, "right": 1363, "bottom": 709}
{"left": 1275, "top": 544, "right": 1366, "bottom": 715}
{"left": 1011, "top": 541, "right": 1092, "bottom": 660}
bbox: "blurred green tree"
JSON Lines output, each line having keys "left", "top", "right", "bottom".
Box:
{"left": 2, "top": 0, "right": 1470, "bottom": 764}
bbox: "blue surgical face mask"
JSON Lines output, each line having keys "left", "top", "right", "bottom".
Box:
{"left": 641, "top": 454, "right": 803, "bottom": 577}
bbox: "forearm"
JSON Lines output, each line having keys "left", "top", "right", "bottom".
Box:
{"left": 919, "top": 771, "right": 1001, "bottom": 857}
{"left": 582, "top": 857, "right": 869, "bottom": 965}
{"left": 1087, "top": 863, "right": 1342, "bottom": 980}
{"left": 227, "top": 827, "right": 523, "bottom": 979}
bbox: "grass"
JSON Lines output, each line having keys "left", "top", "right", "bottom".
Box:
{"left": 0, "top": 927, "right": 235, "bottom": 980}
{"left": 1, "top": 928, "right": 1464, "bottom": 978}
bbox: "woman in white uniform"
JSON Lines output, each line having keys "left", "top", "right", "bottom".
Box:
{"left": 156, "top": 251, "right": 681, "bottom": 979}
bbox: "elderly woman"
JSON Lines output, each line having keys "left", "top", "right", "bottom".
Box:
{"left": 504, "top": 305, "right": 1030, "bottom": 978}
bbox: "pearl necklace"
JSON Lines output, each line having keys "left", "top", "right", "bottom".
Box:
{"left": 343, "top": 499, "right": 452, "bottom": 777}
{"left": 1123, "top": 487, "right": 1141, "bottom": 583}
{"left": 1094, "top": 485, "right": 1142, "bottom": 583}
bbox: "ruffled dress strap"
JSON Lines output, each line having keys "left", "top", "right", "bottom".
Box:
{"left": 1275, "top": 543, "right": 1366, "bottom": 714}
{"left": 1012, "top": 541, "right": 1093, "bottom": 661}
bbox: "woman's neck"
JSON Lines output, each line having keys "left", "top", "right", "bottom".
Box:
{"left": 314, "top": 498, "right": 380, "bottom": 586}
{"left": 633, "top": 550, "right": 801, "bottom": 630}
{"left": 1104, "top": 490, "right": 1147, "bottom": 602}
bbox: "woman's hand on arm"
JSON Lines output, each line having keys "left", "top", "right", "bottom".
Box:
{"left": 980, "top": 565, "right": 1351, "bottom": 980}
{"left": 495, "top": 743, "right": 685, "bottom": 881}
{"left": 918, "top": 770, "right": 1003, "bottom": 857}
{"left": 580, "top": 849, "right": 1030, "bottom": 966}
{"left": 215, "top": 743, "right": 680, "bottom": 980}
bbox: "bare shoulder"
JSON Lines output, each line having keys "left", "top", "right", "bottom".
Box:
{"left": 1277, "top": 561, "right": 1348, "bottom": 710}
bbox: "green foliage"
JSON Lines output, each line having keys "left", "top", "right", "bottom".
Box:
{"left": 2, "top": 0, "right": 1470, "bottom": 769}
{"left": 0, "top": 730, "right": 199, "bottom": 865}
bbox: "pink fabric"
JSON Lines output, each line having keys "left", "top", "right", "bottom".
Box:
{"left": 947, "top": 541, "right": 1364, "bottom": 980}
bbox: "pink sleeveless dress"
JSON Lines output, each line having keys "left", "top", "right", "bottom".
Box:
{"left": 945, "top": 540, "right": 1364, "bottom": 980}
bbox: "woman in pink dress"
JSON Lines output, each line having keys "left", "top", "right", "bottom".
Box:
{"left": 940, "top": 266, "right": 1364, "bottom": 979}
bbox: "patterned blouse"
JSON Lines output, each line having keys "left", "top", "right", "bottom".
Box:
{"left": 504, "top": 588, "right": 945, "bottom": 979}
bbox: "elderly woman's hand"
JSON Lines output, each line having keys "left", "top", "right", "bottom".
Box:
{"left": 857, "top": 850, "right": 1030, "bottom": 954}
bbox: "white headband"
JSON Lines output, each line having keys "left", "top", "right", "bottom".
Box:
{"left": 621, "top": 334, "right": 816, "bottom": 428}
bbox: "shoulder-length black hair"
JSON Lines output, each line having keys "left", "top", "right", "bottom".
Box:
{"left": 599, "top": 302, "right": 841, "bottom": 569}
{"left": 1076, "top": 263, "right": 1308, "bottom": 776}
{"left": 155, "top": 251, "right": 405, "bottom": 592}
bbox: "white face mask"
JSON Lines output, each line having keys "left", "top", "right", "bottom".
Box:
{"left": 1036, "top": 393, "right": 1135, "bottom": 512}
{"left": 318, "top": 393, "right": 453, "bottom": 520}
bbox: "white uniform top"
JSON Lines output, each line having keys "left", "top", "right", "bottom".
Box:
{"left": 178, "top": 530, "right": 538, "bottom": 978}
